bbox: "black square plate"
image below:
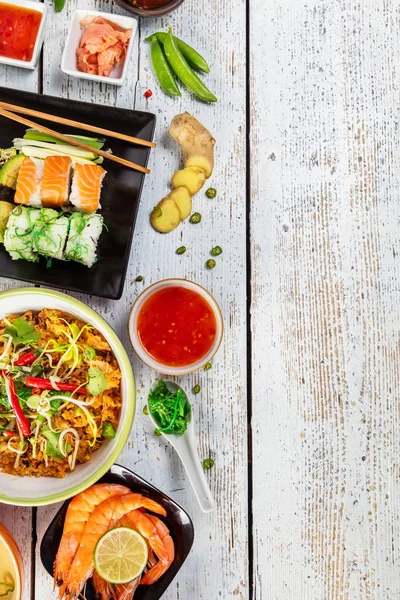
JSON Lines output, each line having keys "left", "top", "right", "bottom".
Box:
{"left": 40, "top": 464, "right": 194, "bottom": 600}
{"left": 0, "top": 87, "right": 156, "bottom": 299}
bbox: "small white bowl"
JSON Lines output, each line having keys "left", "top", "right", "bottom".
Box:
{"left": 0, "top": 0, "right": 47, "bottom": 70}
{"left": 61, "top": 9, "right": 137, "bottom": 86}
{"left": 129, "top": 279, "right": 224, "bottom": 376}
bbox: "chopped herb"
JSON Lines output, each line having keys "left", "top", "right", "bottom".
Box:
{"left": 206, "top": 188, "right": 217, "bottom": 199}
{"left": 86, "top": 367, "right": 108, "bottom": 396}
{"left": 189, "top": 212, "right": 201, "bottom": 224}
{"left": 148, "top": 380, "right": 191, "bottom": 436}
{"left": 204, "top": 362, "right": 212, "bottom": 371}
{"left": 102, "top": 423, "right": 116, "bottom": 438}
{"left": 211, "top": 246, "right": 223, "bottom": 256}
{"left": 202, "top": 457, "right": 214, "bottom": 470}
{"left": 4, "top": 318, "right": 40, "bottom": 347}
{"left": 42, "top": 428, "right": 64, "bottom": 460}
{"left": 206, "top": 259, "right": 216, "bottom": 269}
{"left": 176, "top": 246, "right": 187, "bottom": 255}
{"left": 83, "top": 345, "right": 96, "bottom": 361}
{"left": 143, "top": 405, "right": 149, "bottom": 415}
{"left": 135, "top": 276, "right": 144, "bottom": 282}
{"left": 192, "top": 384, "right": 201, "bottom": 394}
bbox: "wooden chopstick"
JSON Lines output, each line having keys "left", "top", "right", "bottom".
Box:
{"left": 0, "top": 108, "right": 150, "bottom": 175}
{"left": 0, "top": 101, "right": 156, "bottom": 149}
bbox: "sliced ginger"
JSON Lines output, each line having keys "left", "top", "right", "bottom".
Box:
{"left": 150, "top": 112, "right": 215, "bottom": 233}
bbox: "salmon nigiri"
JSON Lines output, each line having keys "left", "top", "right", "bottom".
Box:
{"left": 69, "top": 163, "right": 106, "bottom": 213}
{"left": 14, "top": 157, "right": 44, "bottom": 208}
{"left": 41, "top": 155, "right": 72, "bottom": 208}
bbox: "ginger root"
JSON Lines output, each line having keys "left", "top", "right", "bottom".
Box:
{"left": 150, "top": 112, "right": 215, "bottom": 233}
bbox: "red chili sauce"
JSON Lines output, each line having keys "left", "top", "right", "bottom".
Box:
{"left": 137, "top": 286, "right": 217, "bottom": 368}
{"left": 0, "top": 3, "right": 42, "bottom": 62}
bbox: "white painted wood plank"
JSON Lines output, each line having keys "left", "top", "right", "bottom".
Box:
{"left": 0, "top": 2, "right": 42, "bottom": 595}
{"left": 35, "top": 1, "right": 248, "bottom": 598}
{"left": 251, "top": 1, "right": 400, "bottom": 598}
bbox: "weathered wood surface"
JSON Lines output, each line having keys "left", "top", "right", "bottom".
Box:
{"left": 1, "top": 0, "right": 248, "bottom": 599}
{"left": 251, "top": 1, "right": 400, "bottom": 599}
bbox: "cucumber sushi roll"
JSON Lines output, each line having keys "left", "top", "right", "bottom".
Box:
{"left": 33, "top": 208, "right": 70, "bottom": 260}
{"left": 4, "top": 206, "right": 39, "bottom": 262}
{"left": 65, "top": 212, "right": 103, "bottom": 268}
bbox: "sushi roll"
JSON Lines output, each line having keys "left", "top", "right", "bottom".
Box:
{"left": 14, "top": 157, "right": 44, "bottom": 208}
{"left": 33, "top": 208, "right": 70, "bottom": 261}
{"left": 65, "top": 213, "right": 103, "bottom": 267}
{"left": 4, "top": 206, "right": 40, "bottom": 262}
{"left": 41, "top": 156, "right": 72, "bottom": 208}
{"left": 69, "top": 163, "right": 106, "bottom": 213}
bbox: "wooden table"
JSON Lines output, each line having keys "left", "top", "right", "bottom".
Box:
{"left": 1, "top": 0, "right": 400, "bottom": 599}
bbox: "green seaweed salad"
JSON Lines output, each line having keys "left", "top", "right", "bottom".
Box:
{"left": 148, "top": 380, "right": 191, "bottom": 436}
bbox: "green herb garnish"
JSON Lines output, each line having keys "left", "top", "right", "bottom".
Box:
{"left": 102, "top": 423, "right": 116, "bottom": 438}
{"left": 148, "top": 381, "right": 191, "bottom": 436}
{"left": 4, "top": 318, "right": 40, "bottom": 347}
{"left": 202, "top": 458, "right": 214, "bottom": 470}
{"left": 86, "top": 367, "right": 107, "bottom": 396}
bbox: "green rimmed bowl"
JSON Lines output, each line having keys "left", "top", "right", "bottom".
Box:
{"left": 0, "top": 288, "right": 135, "bottom": 507}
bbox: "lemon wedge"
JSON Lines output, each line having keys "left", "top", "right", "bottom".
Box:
{"left": 93, "top": 527, "right": 148, "bottom": 584}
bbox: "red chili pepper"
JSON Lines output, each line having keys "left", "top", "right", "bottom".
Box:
{"left": 6, "top": 376, "right": 31, "bottom": 437}
{"left": 144, "top": 89, "right": 153, "bottom": 98}
{"left": 25, "top": 376, "right": 87, "bottom": 394}
{"left": 14, "top": 350, "right": 36, "bottom": 367}
{"left": 2, "top": 430, "right": 14, "bottom": 438}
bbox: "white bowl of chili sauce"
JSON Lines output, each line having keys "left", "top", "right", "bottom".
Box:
{"left": 129, "top": 279, "right": 224, "bottom": 376}
{"left": 0, "top": 0, "right": 47, "bottom": 70}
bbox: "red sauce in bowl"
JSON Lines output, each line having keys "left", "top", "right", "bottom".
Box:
{"left": 0, "top": 3, "right": 42, "bottom": 62}
{"left": 137, "top": 286, "right": 217, "bottom": 368}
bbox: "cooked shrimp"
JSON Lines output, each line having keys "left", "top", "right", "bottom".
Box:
{"left": 92, "top": 569, "right": 114, "bottom": 600}
{"left": 140, "top": 514, "right": 175, "bottom": 585}
{"left": 116, "top": 510, "right": 169, "bottom": 564}
{"left": 54, "top": 483, "right": 130, "bottom": 590}
{"left": 113, "top": 577, "right": 141, "bottom": 600}
{"left": 61, "top": 493, "right": 166, "bottom": 600}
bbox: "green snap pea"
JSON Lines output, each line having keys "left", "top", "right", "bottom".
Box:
{"left": 163, "top": 30, "right": 217, "bottom": 103}
{"left": 150, "top": 36, "right": 181, "bottom": 97}
{"left": 53, "top": 0, "right": 67, "bottom": 11}
{"left": 149, "top": 32, "right": 210, "bottom": 74}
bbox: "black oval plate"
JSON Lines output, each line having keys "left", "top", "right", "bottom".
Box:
{"left": 40, "top": 464, "right": 194, "bottom": 600}
{"left": 0, "top": 87, "right": 156, "bottom": 300}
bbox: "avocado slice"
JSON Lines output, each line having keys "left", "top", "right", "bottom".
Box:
{"left": 0, "top": 147, "right": 16, "bottom": 169}
{"left": 0, "top": 201, "right": 14, "bottom": 243}
{"left": 0, "top": 153, "right": 26, "bottom": 189}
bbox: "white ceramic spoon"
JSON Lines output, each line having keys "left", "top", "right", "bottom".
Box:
{"left": 148, "top": 380, "right": 215, "bottom": 513}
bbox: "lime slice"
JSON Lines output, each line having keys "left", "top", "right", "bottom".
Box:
{"left": 93, "top": 527, "right": 148, "bottom": 584}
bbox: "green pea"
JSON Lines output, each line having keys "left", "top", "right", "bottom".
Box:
{"left": 176, "top": 246, "right": 187, "bottom": 255}
{"left": 206, "top": 259, "right": 216, "bottom": 269}
{"left": 211, "top": 246, "right": 222, "bottom": 256}
{"left": 189, "top": 212, "right": 202, "bottom": 224}
{"left": 163, "top": 30, "right": 217, "bottom": 103}
{"left": 206, "top": 188, "right": 217, "bottom": 199}
{"left": 193, "top": 384, "right": 201, "bottom": 394}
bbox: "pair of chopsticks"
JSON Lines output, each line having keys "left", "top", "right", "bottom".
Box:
{"left": 0, "top": 101, "right": 156, "bottom": 175}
